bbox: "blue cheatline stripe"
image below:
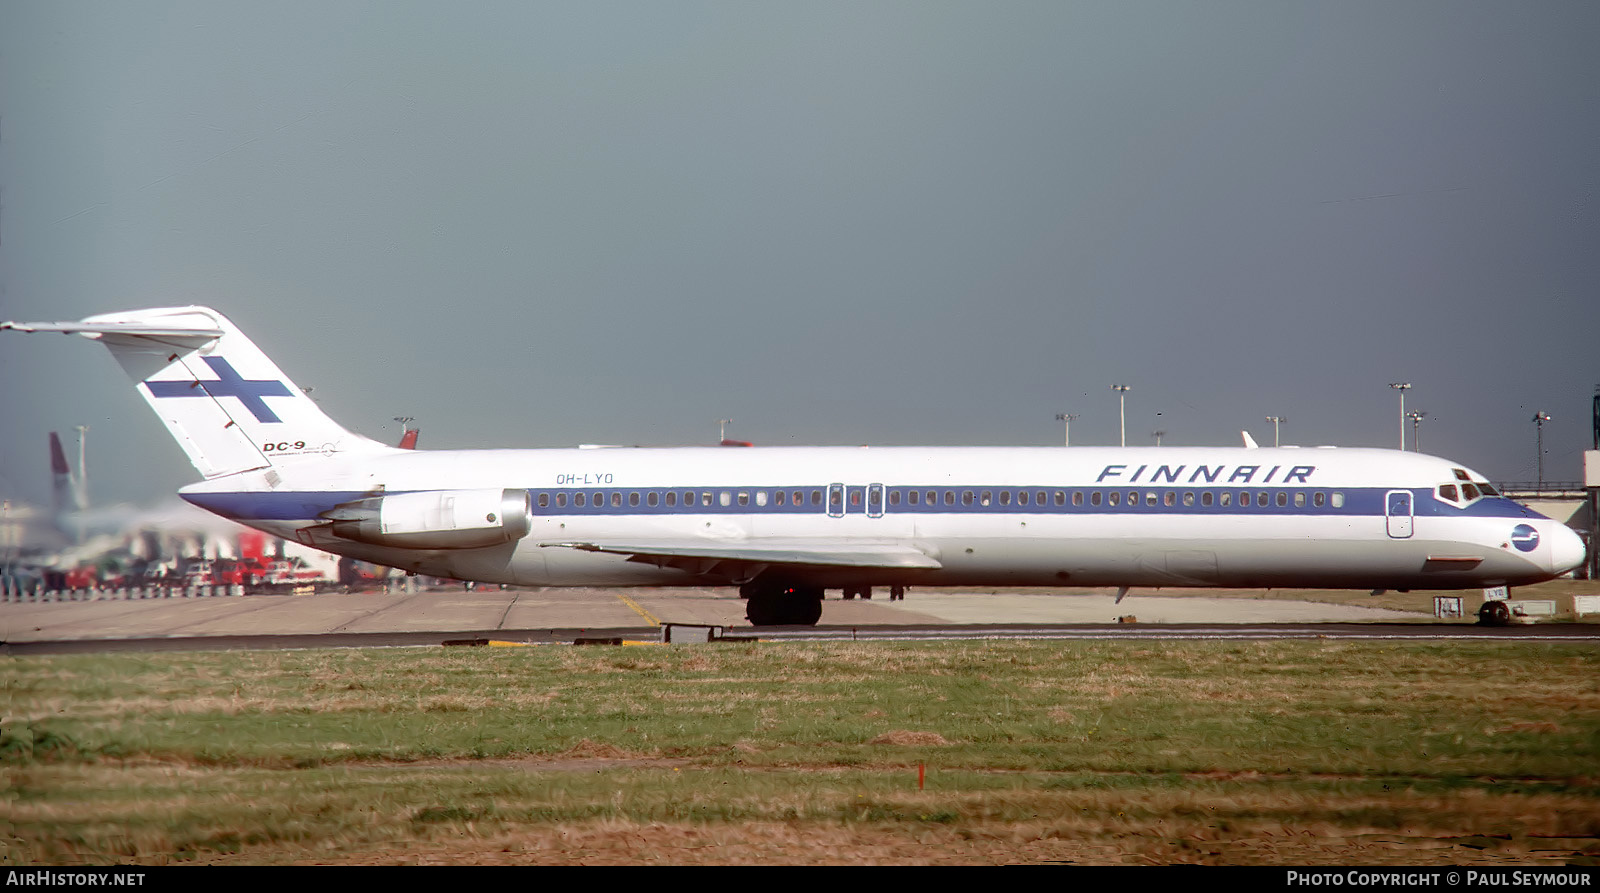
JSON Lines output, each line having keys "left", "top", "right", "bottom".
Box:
{"left": 182, "top": 486, "right": 1544, "bottom": 522}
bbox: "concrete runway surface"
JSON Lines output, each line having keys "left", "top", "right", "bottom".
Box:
{"left": 2, "top": 586, "right": 1432, "bottom": 646}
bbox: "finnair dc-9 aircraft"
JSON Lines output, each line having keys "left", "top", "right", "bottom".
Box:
{"left": 4, "top": 307, "right": 1585, "bottom": 625}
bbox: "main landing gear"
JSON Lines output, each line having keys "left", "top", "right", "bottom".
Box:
{"left": 1477, "top": 599, "right": 1513, "bottom": 627}
{"left": 741, "top": 581, "right": 823, "bottom": 627}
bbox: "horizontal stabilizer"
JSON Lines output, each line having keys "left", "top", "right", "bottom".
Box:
{"left": 4, "top": 306, "right": 393, "bottom": 479}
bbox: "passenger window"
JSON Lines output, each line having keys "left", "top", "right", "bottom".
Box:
{"left": 629, "top": 492, "right": 640, "bottom": 507}
{"left": 1293, "top": 492, "right": 1305, "bottom": 507}
{"left": 927, "top": 490, "right": 937, "bottom": 505}
{"left": 1182, "top": 492, "right": 1194, "bottom": 507}
{"left": 1128, "top": 491, "right": 1138, "bottom": 506}
{"left": 702, "top": 492, "right": 713, "bottom": 507}
{"left": 1054, "top": 490, "right": 1065, "bottom": 506}
{"left": 1331, "top": 492, "right": 1344, "bottom": 508}
{"left": 774, "top": 490, "right": 785, "bottom": 506}
{"left": 944, "top": 491, "right": 955, "bottom": 506}
{"left": 889, "top": 490, "right": 900, "bottom": 506}
{"left": 611, "top": 492, "right": 621, "bottom": 507}
{"left": 538, "top": 493, "right": 549, "bottom": 508}
{"left": 1276, "top": 492, "right": 1287, "bottom": 507}
{"left": 557, "top": 492, "right": 568, "bottom": 507}
{"left": 1072, "top": 491, "right": 1083, "bottom": 506}
{"left": 1201, "top": 491, "right": 1213, "bottom": 507}
{"left": 908, "top": 490, "right": 919, "bottom": 505}
{"left": 1090, "top": 491, "right": 1102, "bottom": 506}
{"left": 1145, "top": 492, "right": 1157, "bottom": 507}
{"left": 720, "top": 492, "right": 733, "bottom": 507}
{"left": 849, "top": 490, "right": 861, "bottom": 506}
{"left": 1257, "top": 492, "right": 1269, "bottom": 507}
{"left": 962, "top": 491, "right": 974, "bottom": 506}
{"left": 1017, "top": 491, "right": 1028, "bottom": 506}
{"left": 811, "top": 490, "right": 822, "bottom": 506}
{"left": 1313, "top": 492, "right": 1324, "bottom": 507}
{"left": 738, "top": 491, "right": 749, "bottom": 507}
{"left": 1165, "top": 492, "right": 1176, "bottom": 506}
{"left": 1108, "top": 491, "right": 1120, "bottom": 506}
{"left": 998, "top": 491, "right": 1011, "bottom": 506}
{"left": 575, "top": 493, "right": 586, "bottom": 507}
{"left": 1220, "top": 492, "right": 1232, "bottom": 507}
{"left": 648, "top": 492, "right": 658, "bottom": 507}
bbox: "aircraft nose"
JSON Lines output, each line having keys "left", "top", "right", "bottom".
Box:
{"left": 1549, "top": 523, "right": 1587, "bottom": 576}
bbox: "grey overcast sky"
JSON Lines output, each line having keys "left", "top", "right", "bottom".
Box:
{"left": 2, "top": 1, "right": 1596, "bottom": 509}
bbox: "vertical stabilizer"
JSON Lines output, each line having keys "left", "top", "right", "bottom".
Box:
{"left": 5, "top": 307, "right": 394, "bottom": 479}
{"left": 48, "top": 432, "right": 74, "bottom": 516}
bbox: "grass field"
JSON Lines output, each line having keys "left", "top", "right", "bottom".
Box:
{"left": 4, "top": 639, "right": 1598, "bottom": 865}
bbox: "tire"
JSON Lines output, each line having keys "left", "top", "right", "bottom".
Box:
{"left": 1478, "top": 600, "right": 1512, "bottom": 627}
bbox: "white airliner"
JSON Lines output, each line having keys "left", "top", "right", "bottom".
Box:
{"left": 4, "top": 306, "right": 1586, "bottom": 625}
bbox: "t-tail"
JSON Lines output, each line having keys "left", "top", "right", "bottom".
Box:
{"left": 4, "top": 307, "right": 394, "bottom": 479}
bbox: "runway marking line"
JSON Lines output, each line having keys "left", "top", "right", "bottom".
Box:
{"left": 616, "top": 593, "right": 661, "bottom": 627}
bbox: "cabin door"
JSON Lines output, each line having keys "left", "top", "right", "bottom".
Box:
{"left": 1385, "top": 490, "right": 1413, "bottom": 538}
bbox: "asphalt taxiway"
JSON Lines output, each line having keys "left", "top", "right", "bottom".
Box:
{"left": 6, "top": 586, "right": 1595, "bottom": 654}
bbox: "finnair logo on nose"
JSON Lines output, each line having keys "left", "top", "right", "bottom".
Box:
{"left": 146, "top": 357, "right": 292, "bottom": 423}
{"left": 1510, "top": 524, "right": 1540, "bottom": 552}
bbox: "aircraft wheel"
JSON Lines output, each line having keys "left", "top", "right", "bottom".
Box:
{"left": 744, "top": 583, "right": 822, "bottom": 627}
{"left": 1478, "top": 600, "right": 1512, "bottom": 627}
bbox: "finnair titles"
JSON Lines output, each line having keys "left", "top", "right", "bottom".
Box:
{"left": 2, "top": 307, "right": 1585, "bottom": 626}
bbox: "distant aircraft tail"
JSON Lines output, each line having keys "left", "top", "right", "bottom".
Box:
{"left": 49, "top": 432, "right": 76, "bottom": 514}
{"left": 4, "top": 306, "right": 393, "bottom": 479}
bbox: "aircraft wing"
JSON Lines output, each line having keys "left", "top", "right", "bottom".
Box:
{"left": 539, "top": 538, "right": 942, "bottom": 576}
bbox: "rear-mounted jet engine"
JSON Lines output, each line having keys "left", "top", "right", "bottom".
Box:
{"left": 321, "top": 488, "right": 531, "bottom": 549}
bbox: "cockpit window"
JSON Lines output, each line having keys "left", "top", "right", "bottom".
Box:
{"left": 1461, "top": 482, "right": 1480, "bottom": 501}
{"left": 1438, "top": 484, "right": 1458, "bottom": 502}
{"left": 1477, "top": 482, "right": 1499, "bottom": 496}
{"left": 1452, "top": 468, "right": 1471, "bottom": 481}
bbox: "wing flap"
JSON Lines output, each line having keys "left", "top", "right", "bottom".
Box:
{"left": 539, "top": 539, "right": 942, "bottom": 570}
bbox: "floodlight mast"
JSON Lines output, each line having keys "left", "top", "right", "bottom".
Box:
{"left": 1388, "top": 383, "right": 1412, "bottom": 450}
{"left": 1055, "top": 413, "right": 1078, "bottom": 447}
{"left": 1533, "top": 411, "right": 1552, "bottom": 485}
{"left": 1407, "top": 410, "right": 1428, "bottom": 452}
{"left": 1265, "top": 416, "right": 1285, "bottom": 448}
{"left": 1110, "top": 385, "right": 1130, "bottom": 447}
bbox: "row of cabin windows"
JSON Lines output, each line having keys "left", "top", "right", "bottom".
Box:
{"left": 539, "top": 489, "right": 827, "bottom": 509}
{"left": 891, "top": 489, "right": 1346, "bottom": 509}
{"left": 533, "top": 488, "right": 1347, "bottom": 510}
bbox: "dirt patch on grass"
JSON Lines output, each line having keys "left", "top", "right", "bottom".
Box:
{"left": 868, "top": 730, "right": 950, "bottom": 746}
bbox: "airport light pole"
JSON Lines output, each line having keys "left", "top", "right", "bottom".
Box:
{"left": 1055, "top": 413, "right": 1078, "bottom": 447}
{"left": 718, "top": 418, "right": 733, "bottom": 443}
{"left": 1389, "top": 383, "right": 1412, "bottom": 450}
{"left": 1407, "top": 411, "right": 1428, "bottom": 453}
{"left": 1266, "top": 416, "right": 1285, "bottom": 448}
{"left": 1110, "top": 385, "right": 1131, "bottom": 447}
{"left": 1533, "top": 412, "right": 1551, "bottom": 485}
{"left": 1152, "top": 429, "right": 1165, "bottom": 447}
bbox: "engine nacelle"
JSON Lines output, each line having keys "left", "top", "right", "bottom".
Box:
{"left": 321, "top": 488, "right": 531, "bottom": 550}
